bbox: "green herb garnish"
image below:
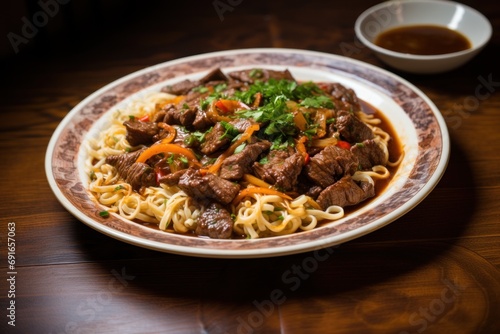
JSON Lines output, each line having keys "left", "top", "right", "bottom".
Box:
{"left": 234, "top": 79, "right": 334, "bottom": 148}
{"left": 219, "top": 121, "right": 240, "bottom": 140}
{"left": 99, "top": 210, "right": 110, "bottom": 218}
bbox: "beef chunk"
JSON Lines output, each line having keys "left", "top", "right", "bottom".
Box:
{"left": 336, "top": 110, "right": 374, "bottom": 143}
{"left": 350, "top": 139, "right": 387, "bottom": 170}
{"left": 199, "top": 122, "right": 231, "bottom": 155}
{"left": 159, "top": 77, "right": 213, "bottom": 128}
{"left": 358, "top": 179, "right": 375, "bottom": 196}
{"left": 161, "top": 79, "right": 197, "bottom": 95}
{"left": 158, "top": 103, "right": 198, "bottom": 127}
{"left": 229, "top": 118, "right": 256, "bottom": 133}
{"left": 199, "top": 119, "right": 257, "bottom": 155}
{"left": 106, "top": 149, "right": 143, "bottom": 176}
{"left": 177, "top": 168, "right": 240, "bottom": 205}
{"left": 316, "top": 175, "right": 375, "bottom": 209}
{"left": 157, "top": 88, "right": 214, "bottom": 129}
{"left": 253, "top": 150, "right": 304, "bottom": 191}
{"left": 307, "top": 185, "right": 323, "bottom": 199}
{"left": 124, "top": 120, "right": 158, "bottom": 146}
{"left": 228, "top": 68, "right": 296, "bottom": 83}
{"left": 158, "top": 169, "right": 187, "bottom": 187}
{"left": 304, "top": 145, "right": 359, "bottom": 188}
{"left": 105, "top": 149, "right": 156, "bottom": 190}
{"left": 295, "top": 175, "right": 323, "bottom": 199}
{"left": 125, "top": 162, "right": 156, "bottom": 190}
{"left": 154, "top": 155, "right": 189, "bottom": 186}
{"left": 161, "top": 68, "right": 228, "bottom": 95}
{"left": 199, "top": 67, "right": 229, "bottom": 83}
{"left": 319, "top": 82, "right": 362, "bottom": 112}
{"left": 152, "top": 109, "right": 167, "bottom": 123}
{"left": 219, "top": 140, "right": 271, "bottom": 180}
{"left": 195, "top": 202, "right": 234, "bottom": 239}
{"left": 192, "top": 109, "right": 212, "bottom": 130}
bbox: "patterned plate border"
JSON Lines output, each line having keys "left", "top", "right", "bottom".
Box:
{"left": 45, "top": 48, "right": 449, "bottom": 258}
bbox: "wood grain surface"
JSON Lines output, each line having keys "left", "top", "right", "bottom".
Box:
{"left": 1, "top": 0, "right": 499, "bottom": 333}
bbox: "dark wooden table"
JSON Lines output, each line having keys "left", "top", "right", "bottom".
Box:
{"left": 1, "top": 0, "right": 499, "bottom": 333}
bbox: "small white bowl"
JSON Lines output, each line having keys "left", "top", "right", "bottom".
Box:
{"left": 355, "top": 0, "right": 492, "bottom": 74}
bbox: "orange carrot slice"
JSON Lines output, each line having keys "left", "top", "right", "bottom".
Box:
{"left": 232, "top": 186, "right": 293, "bottom": 206}
{"left": 136, "top": 143, "right": 199, "bottom": 166}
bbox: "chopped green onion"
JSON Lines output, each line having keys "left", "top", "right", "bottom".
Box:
{"left": 234, "top": 142, "right": 246, "bottom": 154}
{"left": 99, "top": 210, "right": 109, "bottom": 218}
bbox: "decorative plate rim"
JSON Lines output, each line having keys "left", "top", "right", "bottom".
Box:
{"left": 45, "top": 48, "right": 450, "bottom": 258}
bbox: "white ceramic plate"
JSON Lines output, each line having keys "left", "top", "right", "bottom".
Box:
{"left": 45, "top": 48, "right": 449, "bottom": 258}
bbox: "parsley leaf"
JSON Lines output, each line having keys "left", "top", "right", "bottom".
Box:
{"left": 219, "top": 121, "right": 240, "bottom": 140}
{"left": 232, "top": 79, "right": 335, "bottom": 148}
{"left": 300, "top": 95, "right": 334, "bottom": 109}
{"left": 192, "top": 85, "right": 209, "bottom": 93}
{"left": 214, "top": 83, "right": 227, "bottom": 93}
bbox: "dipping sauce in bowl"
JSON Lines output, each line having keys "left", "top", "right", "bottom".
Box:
{"left": 355, "top": 0, "right": 492, "bottom": 74}
{"left": 374, "top": 25, "right": 472, "bottom": 56}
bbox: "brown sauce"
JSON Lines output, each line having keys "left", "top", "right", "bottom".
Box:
{"left": 374, "top": 24, "right": 471, "bottom": 55}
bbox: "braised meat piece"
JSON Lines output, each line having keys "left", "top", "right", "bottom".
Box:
{"left": 152, "top": 155, "right": 189, "bottom": 186}
{"left": 158, "top": 69, "right": 231, "bottom": 129}
{"left": 351, "top": 139, "right": 387, "bottom": 170}
{"left": 319, "top": 82, "right": 362, "bottom": 112}
{"left": 161, "top": 79, "right": 197, "bottom": 96}
{"left": 253, "top": 150, "right": 304, "bottom": 191}
{"left": 106, "top": 149, "right": 143, "bottom": 176}
{"left": 124, "top": 120, "right": 158, "bottom": 146}
{"left": 157, "top": 103, "right": 198, "bottom": 127}
{"left": 125, "top": 162, "right": 156, "bottom": 190}
{"left": 295, "top": 175, "right": 323, "bottom": 200}
{"left": 162, "top": 68, "right": 229, "bottom": 95}
{"left": 192, "top": 108, "right": 212, "bottom": 129}
{"left": 195, "top": 202, "right": 234, "bottom": 239}
{"left": 307, "top": 185, "right": 323, "bottom": 199}
{"left": 199, "top": 67, "right": 229, "bottom": 84}
{"left": 199, "top": 122, "right": 232, "bottom": 155}
{"left": 177, "top": 168, "right": 240, "bottom": 205}
{"left": 219, "top": 140, "right": 271, "bottom": 181}
{"left": 158, "top": 169, "right": 187, "bottom": 187}
{"left": 316, "top": 175, "right": 375, "bottom": 209}
{"left": 199, "top": 119, "right": 258, "bottom": 155}
{"left": 304, "top": 145, "right": 359, "bottom": 188}
{"left": 156, "top": 87, "right": 216, "bottom": 130}
{"left": 105, "top": 149, "right": 156, "bottom": 190}
{"left": 228, "top": 68, "right": 296, "bottom": 83}
{"left": 336, "top": 110, "right": 374, "bottom": 143}
{"left": 229, "top": 118, "right": 257, "bottom": 133}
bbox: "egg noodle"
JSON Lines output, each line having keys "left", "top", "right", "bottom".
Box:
{"left": 85, "top": 87, "right": 400, "bottom": 239}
